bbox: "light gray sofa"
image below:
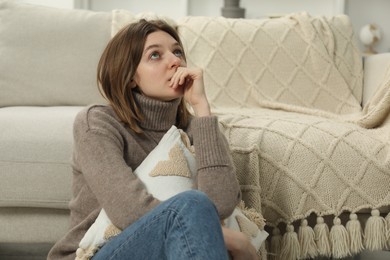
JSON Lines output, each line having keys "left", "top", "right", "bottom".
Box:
{"left": 1, "top": 1, "right": 389, "bottom": 259}
{"left": 0, "top": 1, "right": 109, "bottom": 245}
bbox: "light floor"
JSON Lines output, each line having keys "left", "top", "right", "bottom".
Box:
{"left": 0, "top": 243, "right": 389, "bottom": 260}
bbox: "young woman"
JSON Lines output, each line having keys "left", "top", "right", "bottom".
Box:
{"left": 48, "top": 19, "right": 258, "bottom": 260}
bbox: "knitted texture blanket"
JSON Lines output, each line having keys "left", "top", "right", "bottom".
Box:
{"left": 111, "top": 11, "right": 390, "bottom": 259}
{"left": 177, "top": 13, "right": 363, "bottom": 115}
{"left": 176, "top": 13, "right": 390, "bottom": 259}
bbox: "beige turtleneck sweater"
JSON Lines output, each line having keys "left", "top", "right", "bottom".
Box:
{"left": 48, "top": 93, "right": 241, "bottom": 259}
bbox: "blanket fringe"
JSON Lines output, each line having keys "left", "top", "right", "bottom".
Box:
{"left": 386, "top": 213, "right": 390, "bottom": 249}
{"left": 314, "top": 216, "right": 331, "bottom": 257}
{"left": 346, "top": 213, "right": 364, "bottom": 254}
{"left": 330, "top": 217, "right": 351, "bottom": 259}
{"left": 298, "top": 219, "right": 318, "bottom": 259}
{"left": 270, "top": 227, "right": 282, "bottom": 260}
{"left": 267, "top": 211, "right": 390, "bottom": 259}
{"left": 364, "top": 209, "right": 387, "bottom": 251}
{"left": 280, "top": 224, "right": 300, "bottom": 260}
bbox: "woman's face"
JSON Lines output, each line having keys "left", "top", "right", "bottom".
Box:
{"left": 133, "top": 30, "right": 186, "bottom": 101}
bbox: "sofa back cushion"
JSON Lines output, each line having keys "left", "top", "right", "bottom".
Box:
{"left": 0, "top": 1, "right": 109, "bottom": 106}
{"left": 178, "top": 13, "right": 363, "bottom": 114}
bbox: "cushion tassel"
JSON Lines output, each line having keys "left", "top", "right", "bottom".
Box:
{"left": 104, "top": 224, "right": 122, "bottom": 240}
{"left": 270, "top": 227, "right": 282, "bottom": 260}
{"left": 330, "top": 217, "right": 351, "bottom": 259}
{"left": 75, "top": 247, "right": 96, "bottom": 260}
{"left": 346, "top": 213, "right": 364, "bottom": 255}
{"left": 237, "top": 200, "right": 266, "bottom": 229}
{"left": 280, "top": 224, "right": 300, "bottom": 260}
{"left": 364, "top": 209, "right": 387, "bottom": 251}
{"left": 314, "top": 216, "right": 331, "bottom": 257}
{"left": 298, "top": 219, "right": 318, "bottom": 259}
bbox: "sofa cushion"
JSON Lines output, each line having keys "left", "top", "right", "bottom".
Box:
{"left": 177, "top": 13, "right": 363, "bottom": 115}
{"left": 0, "top": 107, "right": 82, "bottom": 209}
{"left": 0, "top": 207, "right": 70, "bottom": 243}
{"left": 0, "top": 1, "right": 109, "bottom": 106}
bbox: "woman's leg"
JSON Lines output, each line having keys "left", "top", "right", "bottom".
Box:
{"left": 92, "top": 190, "right": 229, "bottom": 260}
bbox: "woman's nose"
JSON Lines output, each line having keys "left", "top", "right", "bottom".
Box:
{"left": 169, "top": 53, "right": 182, "bottom": 68}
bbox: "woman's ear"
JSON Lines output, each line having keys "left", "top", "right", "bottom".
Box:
{"left": 130, "top": 79, "right": 137, "bottom": 88}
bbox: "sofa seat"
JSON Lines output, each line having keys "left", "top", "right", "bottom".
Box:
{"left": 0, "top": 106, "right": 82, "bottom": 243}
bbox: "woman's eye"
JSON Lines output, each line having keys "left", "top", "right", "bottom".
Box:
{"left": 173, "top": 49, "right": 183, "bottom": 57}
{"left": 150, "top": 52, "right": 160, "bottom": 60}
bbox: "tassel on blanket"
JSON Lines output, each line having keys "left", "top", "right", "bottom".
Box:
{"left": 346, "top": 213, "right": 364, "bottom": 254}
{"left": 298, "top": 219, "right": 318, "bottom": 259}
{"left": 386, "top": 213, "right": 390, "bottom": 249}
{"left": 280, "top": 224, "right": 300, "bottom": 260}
{"left": 330, "top": 217, "right": 351, "bottom": 259}
{"left": 364, "top": 209, "right": 387, "bottom": 251}
{"left": 259, "top": 241, "right": 268, "bottom": 259}
{"left": 313, "top": 216, "right": 331, "bottom": 257}
{"left": 270, "top": 227, "right": 282, "bottom": 260}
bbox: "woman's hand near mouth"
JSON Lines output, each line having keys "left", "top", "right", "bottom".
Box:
{"left": 169, "top": 67, "right": 211, "bottom": 117}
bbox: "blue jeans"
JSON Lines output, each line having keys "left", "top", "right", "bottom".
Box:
{"left": 92, "top": 190, "right": 229, "bottom": 260}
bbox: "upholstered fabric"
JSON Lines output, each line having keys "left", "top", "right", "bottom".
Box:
{"left": 177, "top": 14, "right": 363, "bottom": 114}
{"left": 111, "top": 9, "right": 178, "bottom": 37}
{"left": 362, "top": 54, "right": 390, "bottom": 106}
{"left": 0, "top": 1, "right": 108, "bottom": 106}
{"left": 0, "top": 107, "right": 81, "bottom": 209}
{"left": 0, "top": 207, "right": 69, "bottom": 243}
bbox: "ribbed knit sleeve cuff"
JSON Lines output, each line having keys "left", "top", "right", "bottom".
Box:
{"left": 191, "top": 116, "right": 230, "bottom": 169}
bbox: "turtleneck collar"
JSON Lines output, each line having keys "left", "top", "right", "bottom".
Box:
{"left": 134, "top": 91, "right": 181, "bottom": 131}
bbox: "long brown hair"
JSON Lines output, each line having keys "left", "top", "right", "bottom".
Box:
{"left": 97, "top": 19, "right": 191, "bottom": 133}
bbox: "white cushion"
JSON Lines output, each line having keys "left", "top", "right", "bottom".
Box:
{"left": 0, "top": 1, "right": 109, "bottom": 106}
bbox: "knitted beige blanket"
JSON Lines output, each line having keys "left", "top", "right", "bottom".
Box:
{"left": 215, "top": 93, "right": 390, "bottom": 260}
{"left": 179, "top": 14, "right": 390, "bottom": 260}
{"left": 112, "top": 11, "right": 390, "bottom": 259}
{"left": 177, "top": 13, "right": 390, "bottom": 259}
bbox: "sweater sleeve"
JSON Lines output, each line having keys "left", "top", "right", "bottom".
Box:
{"left": 73, "top": 107, "right": 160, "bottom": 230}
{"left": 189, "top": 116, "right": 241, "bottom": 219}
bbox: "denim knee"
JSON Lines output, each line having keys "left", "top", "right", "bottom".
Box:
{"left": 176, "top": 190, "right": 211, "bottom": 203}
{"left": 172, "top": 190, "right": 216, "bottom": 213}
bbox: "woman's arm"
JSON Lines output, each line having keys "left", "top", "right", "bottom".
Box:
{"left": 171, "top": 67, "right": 241, "bottom": 218}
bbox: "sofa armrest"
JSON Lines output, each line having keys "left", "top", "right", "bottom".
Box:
{"left": 363, "top": 53, "right": 390, "bottom": 106}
